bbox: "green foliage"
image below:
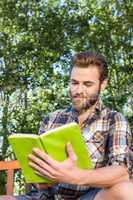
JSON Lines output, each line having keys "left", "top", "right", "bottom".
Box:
{"left": 0, "top": 0, "right": 132, "bottom": 194}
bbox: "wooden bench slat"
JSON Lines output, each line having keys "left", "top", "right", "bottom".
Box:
{"left": 7, "top": 169, "right": 14, "bottom": 195}
{"left": 0, "top": 160, "right": 21, "bottom": 195}
{"left": 0, "top": 160, "right": 21, "bottom": 170}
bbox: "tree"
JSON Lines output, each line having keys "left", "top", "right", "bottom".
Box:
{"left": 0, "top": 0, "right": 132, "bottom": 194}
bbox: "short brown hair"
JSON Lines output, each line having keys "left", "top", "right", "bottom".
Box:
{"left": 70, "top": 51, "right": 108, "bottom": 82}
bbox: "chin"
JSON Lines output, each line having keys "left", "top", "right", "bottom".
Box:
{"left": 74, "top": 105, "right": 85, "bottom": 113}
{"left": 74, "top": 103, "right": 94, "bottom": 112}
{"left": 73, "top": 104, "right": 81, "bottom": 111}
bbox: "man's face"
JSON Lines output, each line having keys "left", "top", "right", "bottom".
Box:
{"left": 69, "top": 65, "right": 105, "bottom": 113}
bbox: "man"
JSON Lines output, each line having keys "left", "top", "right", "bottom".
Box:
{"left": 1, "top": 51, "right": 133, "bottom": 200}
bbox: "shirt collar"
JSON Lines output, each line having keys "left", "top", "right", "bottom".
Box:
{"left": 69, "top": 98, "right": 105, "bottom": 125}
{"left": 95, "top": 98, "right": 105, "bottom": 113}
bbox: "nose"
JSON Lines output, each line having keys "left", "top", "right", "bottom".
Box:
{"left": 76, "top": 84, "right": 84, "bottom": 93}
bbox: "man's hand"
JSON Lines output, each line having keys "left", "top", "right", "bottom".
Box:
{"left": 28, "top": 143, "right": 85, "bottom": 185}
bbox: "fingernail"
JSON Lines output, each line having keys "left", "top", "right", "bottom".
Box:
{"left": 28, "top": 154, "right": 32, "bottom": 158}
{"left": 32, "top": 147, "right": 37, "bottom": 152}
{"left": 29, "top": 161, "right": 33, "bottom": 166}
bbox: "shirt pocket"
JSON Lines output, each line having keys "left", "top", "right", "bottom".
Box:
{"left": 86, "top": 130, "right": 107, "bottom": 164}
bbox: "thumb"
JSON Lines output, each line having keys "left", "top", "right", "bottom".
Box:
{"left": 66, "top": 142, "right": 77, "bottom": 162}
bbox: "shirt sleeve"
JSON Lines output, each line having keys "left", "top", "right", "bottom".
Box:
{"left": 107, "top": 112, "right": 132, "bottom": 178}
{"left": 38, "top": 109, "right": 65, "bottom": 135}
{"left": 38, "top": 115, "right": 50, "bottom": 135}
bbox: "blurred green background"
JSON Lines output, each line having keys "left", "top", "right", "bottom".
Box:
{"left": 0, "top": 0, "right": 132, "bottom": 194}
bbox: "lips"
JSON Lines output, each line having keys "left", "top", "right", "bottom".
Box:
{"left": 72, "top": 96, "right": 85, "bottom": 102}
{"left": 73, "top": 97, "right": 83, "bottom": 100}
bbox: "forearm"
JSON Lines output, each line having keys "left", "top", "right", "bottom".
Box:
{"left": 29, "top": 146, "right": 130, "bottom": 187}
{"left": 80, "top": 165, "right": 129, "bottom": 188}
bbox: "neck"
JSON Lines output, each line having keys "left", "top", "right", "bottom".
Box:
{"left": 78, "top": 103, "right": 97, "bottom": 127}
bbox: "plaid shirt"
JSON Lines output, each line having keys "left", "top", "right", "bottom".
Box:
{"left": 38, "top": 99, "right": 132, "bottom": 199}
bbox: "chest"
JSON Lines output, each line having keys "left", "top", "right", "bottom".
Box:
{"left": 82, "top": 119, "right": 110, "bottom": 166}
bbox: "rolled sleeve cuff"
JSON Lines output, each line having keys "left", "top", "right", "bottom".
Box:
{"left": 107, "top": 154, "right": 131, "bottom": 178}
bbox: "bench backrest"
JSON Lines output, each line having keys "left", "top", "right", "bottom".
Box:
{"left": 0, "top": 160, "right": 21, "bottom": 195}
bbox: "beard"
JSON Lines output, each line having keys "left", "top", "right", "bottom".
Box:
{"left": 70, "top": 88, "right": 100, "bottom": 114}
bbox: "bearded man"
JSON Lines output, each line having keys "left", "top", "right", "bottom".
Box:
{"left": 1, "top": 52, "right": 133, "bottom": 200}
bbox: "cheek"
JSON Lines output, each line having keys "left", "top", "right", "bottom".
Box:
{"left": 90, "top": 88, "right": 100, "bottom": 96}
{"left": 85, "top": 87, "right": 100, "bottom": 97}
{"left": 69, "top": 85, "right": 76, "bottom": 94}
{"left": 69, "top": 87, "right": 74, "bottom": 97}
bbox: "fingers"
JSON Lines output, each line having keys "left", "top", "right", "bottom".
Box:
{"left": 29, "top": 160, "right": 54, "bottom": 179}
{"left": 66, "top": 142, "right": 77, "bottom": 162}
{"left": 28, "top": 155, "right": 56, "bottom": 180}
{"left": 31, "top": 148, "right": 59, "bottom": 169}
{"left": 28, "top": 153, "right": 53, "bottom": 173}
{"left": 28, "top": 148, "right": 60, "bottom": 180}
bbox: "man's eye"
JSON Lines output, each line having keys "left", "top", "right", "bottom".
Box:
{"left": 85, "top": 83, "right": 93, "bottom": 87}
{"left": 71, "top": 82, "right": 78, "bottom": 85}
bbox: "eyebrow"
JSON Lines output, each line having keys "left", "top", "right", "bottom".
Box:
{"left": 70, "top": 79, "right": 95, "bottom": 84}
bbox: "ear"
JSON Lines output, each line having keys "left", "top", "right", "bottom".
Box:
{"left": 100, "top": 79, "right": 108, "bottom": 91}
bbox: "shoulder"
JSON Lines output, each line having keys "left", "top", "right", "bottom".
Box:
{"left": 44, "top": 107, "right": 71, "bottom": 122}
{"left": 39, "top": 107, "right": 72, "bottom": 134}
{"left": 101, "top": 106, "right": 131, "bottom": 132}
{"left": 96, "top": 100, "right": 129, "bottom": 126}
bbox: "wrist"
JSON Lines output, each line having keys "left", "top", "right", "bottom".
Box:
{"left": 77, "top": 169, "right": 92, "bottom": 185}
